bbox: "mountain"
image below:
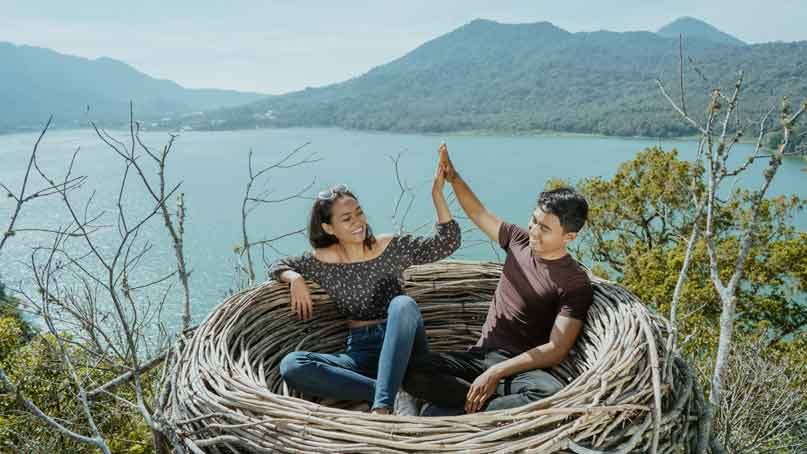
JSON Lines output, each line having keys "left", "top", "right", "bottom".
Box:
{"left": 199, "top": 18, "right": 806, "bottom": 138}
{"left": 0, "top": 42, "right": 266, "bottom": 132}
{"left": 658, "top": 17, "right": 746, "bottom": 46}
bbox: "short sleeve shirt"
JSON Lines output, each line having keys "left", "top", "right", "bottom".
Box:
{"left": 474, "top": 222, "right": 592, "bottom": 355}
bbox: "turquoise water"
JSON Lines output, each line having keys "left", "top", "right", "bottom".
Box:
{"left": 1, "top": 127, "right": 804, "bottom": 331}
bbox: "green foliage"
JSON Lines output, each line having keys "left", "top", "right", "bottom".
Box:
{"left": 0, "top": 289, "right": 36, "bottom": 343}
{"left": 553, "top": 145, "right": 807, "bottom": 367}
{"left": 0, "top": 292, "right": 34, "bottom": 366}
{"left": 0, "top": 318, "right": 22, "bottom": 365}
{"left": 572, "top": 147, "right": 807, "bottom": 344}
{"left": 574, "top": 147, "right": 702, "bottom": 273}
{"left": 567, "top": 147, "right": 807, "bottom": 450}
{"left": 0, "top": 301, "right": 156, "bottom": 453}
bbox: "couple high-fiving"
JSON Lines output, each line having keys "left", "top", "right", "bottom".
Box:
{"left": 270, "top": 143, "right": 592, "bottom": 416}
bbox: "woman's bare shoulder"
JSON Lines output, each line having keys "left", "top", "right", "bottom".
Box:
{"left": 312, "top": 247, "right": 339, "bottom": 263}
{"left": 376, "top": 234, "right": 394, "bottom": 248}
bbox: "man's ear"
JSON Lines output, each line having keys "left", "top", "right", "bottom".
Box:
{"left": 563, "top": 231, "right": 577, "bottom": 244}
{"left": 322, "top": 222, "right": 335, "bottom": 236}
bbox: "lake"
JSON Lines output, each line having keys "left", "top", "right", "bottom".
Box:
{"left": 1, "top": 127, "right": 805, "bottom": 332}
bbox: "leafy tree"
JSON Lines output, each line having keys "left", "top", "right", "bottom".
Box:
{"left": 562, "top": 148, "right": 807, "bottom": 349}
{"left": 0, "top": 298, "right": 154, "bottom": 453}
{"left": 568, "top": 147, "right": 702, "bottom": 273}
{"left": 0, "top": 285, "right": 35, "bottom": 343}
{"left": 555, "top": 147, "right": 807, "bottom": 450}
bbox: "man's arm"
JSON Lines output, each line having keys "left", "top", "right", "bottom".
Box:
{"left": 439, "top": 144, "right": 502, "bottom": 242}
{"left": 464, "top": 315, "right": 583, "bottom": 413}
{"left": 492, "top": 315, "right": 582, "bottom": 375}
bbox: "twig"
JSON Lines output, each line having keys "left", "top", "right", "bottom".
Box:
{"left": 239, "top": 144, "right": 318, "bottom": 286}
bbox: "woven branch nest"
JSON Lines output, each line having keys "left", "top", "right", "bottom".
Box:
{"left": 161, "top": 261, "right": 702, "bottom": 453}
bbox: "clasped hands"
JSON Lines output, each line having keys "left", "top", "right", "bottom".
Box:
{"left": 436, "top": 142, "right": 457, "bottom": 183}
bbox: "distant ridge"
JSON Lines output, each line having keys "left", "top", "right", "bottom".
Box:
{"left": 0, "top": 42, "right": 266, "bottom": 132}
{"left": 199, "top": 18, "right": 806, "bottom": 138}
{"left": 4, "top": 17, "right": 803, "bottom": 138}
{"left": 657, "top": 17, "right": 746, "bottom": 46}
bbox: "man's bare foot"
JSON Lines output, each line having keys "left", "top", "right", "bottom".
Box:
{"left": 371, "top": 407, "right": 391, "bottom": 415}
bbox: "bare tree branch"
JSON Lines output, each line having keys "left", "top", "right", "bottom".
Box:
{"left": 0, "top": 116, "right": 84, "bottom": 255}
{"left": 238, "top": 144, "right": 318, "bottom": 286}
{"left": 659, "top": 42, "right": 807, "bottom": 452}
{"left": 656, "top": 80, "right": 705, "bottom": 134}
{"left": 678, "top": 34, "right": 687, "bottom": 117}
{"left": 87, "top": 351, "right": 169, "bottom": 399}
{"left": 388, "top": 152, "right": 417, "bottom": 234}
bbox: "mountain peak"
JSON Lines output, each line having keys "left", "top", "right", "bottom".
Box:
{"left": 657, "top": 17, "right": 746, "bottom": 46}
{"left": 465, "top": 18, "right": 569, "bottom": 33}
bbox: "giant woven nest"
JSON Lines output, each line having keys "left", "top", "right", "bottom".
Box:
{"left": 161, "top": 261, "right": 702, "bottom": 453}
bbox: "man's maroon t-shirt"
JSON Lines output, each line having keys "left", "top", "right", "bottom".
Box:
{"left": 474, "top": 222, "right": 593, "bottom": 355}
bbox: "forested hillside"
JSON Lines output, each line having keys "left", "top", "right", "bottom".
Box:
{"left": 0, "top": 43, "right": 264, "bottom": 132}
{"left": 204, "top": 18, "right": 806, "bottom": 137}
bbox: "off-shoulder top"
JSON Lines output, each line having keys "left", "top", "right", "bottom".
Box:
{"left": 268, "top": 219, "right": 460, "bottom": 320}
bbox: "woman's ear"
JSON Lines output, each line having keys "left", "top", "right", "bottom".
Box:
{"left": 321, "top": 222, "right": 335, "bottom": 236}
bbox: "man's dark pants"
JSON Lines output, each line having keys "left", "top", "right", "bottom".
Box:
{"left": 403, "top": 348, "right": 564, "bottom": 413}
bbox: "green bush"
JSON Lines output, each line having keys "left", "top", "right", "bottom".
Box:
{"left": 0, "top": 297, "right": 156, "bottom": 453}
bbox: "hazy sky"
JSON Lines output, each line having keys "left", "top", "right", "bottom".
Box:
{"left": 1, "top": 1, "right": 804, "bottom": 95}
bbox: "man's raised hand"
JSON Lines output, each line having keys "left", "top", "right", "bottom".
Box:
{"left": 437, "top": 142, "right": 457, "bottom": 182}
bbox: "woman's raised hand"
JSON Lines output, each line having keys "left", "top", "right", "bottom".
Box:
{"left": 289, "top": 275, "right": 314, "bottom": 320}
{"left": 431, "top": 142, "right": 454, "bottom": 223}
{"left": 433, "top": 158, "right": 447, "bottom": 194}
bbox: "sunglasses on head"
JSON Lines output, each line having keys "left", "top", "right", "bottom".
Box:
{"left": 317, "top": 184, "right": 350, "bottom": 201}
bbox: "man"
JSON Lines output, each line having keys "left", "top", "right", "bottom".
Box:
{"left": 403, "top": 144, "right": 593, "bottom": 415}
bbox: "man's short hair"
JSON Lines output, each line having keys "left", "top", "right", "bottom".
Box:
{"left": 537, "top": 187, "right": 588, "bottom": 233}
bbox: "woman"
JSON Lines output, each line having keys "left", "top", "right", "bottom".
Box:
{"left": 270, "top": 153, "right": 459, "bottom": 414}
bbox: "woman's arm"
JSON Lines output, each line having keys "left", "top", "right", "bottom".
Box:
{"left": 269, "top": 256, "right": 318, "bottom": 321}
{"left": 277, "top": 269, "right": 301, "bottom": 283}
{"left": 432, "top": 155, "right": 452, "bottom": 224}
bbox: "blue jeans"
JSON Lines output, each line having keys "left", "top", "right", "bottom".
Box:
{"left": 279, "top": 295, "right": 428, "bottom": 411}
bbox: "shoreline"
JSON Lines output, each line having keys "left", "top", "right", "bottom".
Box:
{"left": 3, "top": 123, "right": 794, "bottom": 149}
{"left": 0, "top": 124, "right": 709, "bottom": 144}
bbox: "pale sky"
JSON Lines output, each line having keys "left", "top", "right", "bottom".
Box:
{"left": 1, "top": 1, "right": 803, "bottom": 95}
